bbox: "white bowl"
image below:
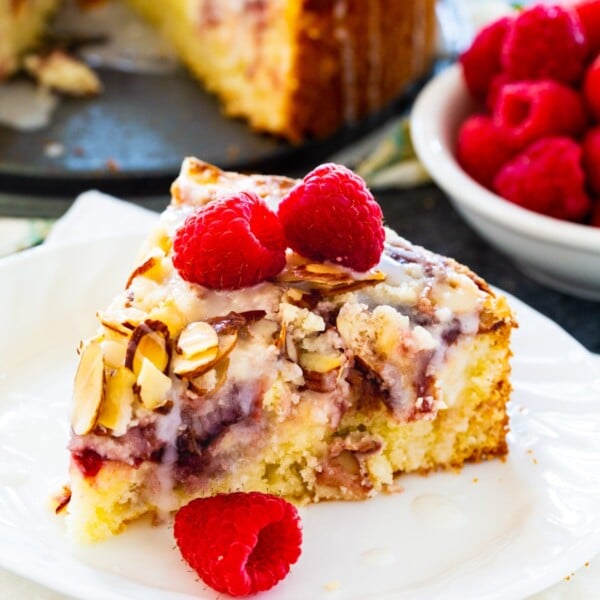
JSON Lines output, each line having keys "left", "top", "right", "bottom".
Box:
{"left": 411, "top": 64, "right": 600, "bottom": 301}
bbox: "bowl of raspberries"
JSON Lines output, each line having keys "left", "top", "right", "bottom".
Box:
{"left": 412, "top": 0, "right": 600, "bottom": 300}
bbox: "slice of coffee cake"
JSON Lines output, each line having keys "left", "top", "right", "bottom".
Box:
{"left": 64, "top": 159, "right": 515, "bottom": 541}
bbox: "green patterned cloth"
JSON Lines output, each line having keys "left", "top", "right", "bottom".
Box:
{"left": 0, "top": 217, "right": 54, "bottom": 257}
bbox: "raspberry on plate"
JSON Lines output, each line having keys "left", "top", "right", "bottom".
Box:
{"left": 174, "top": 492, "right": 302, "bottom": 597}
{"left": 278, "top": 163, "right": 385, "bottom": 272}
{"left": 172, "top": 191, "right": 286, "bottom": 290}
{"left": 460, "top": 16, "right": 514, "bottom": 101}
{"left": 501, "top": 4, "right": 588, "bottom": 85}
{"left": 494, "top": 80, "right": 588, "bottom": 150}
{"left": 456, "top": 114, "right": 516, "bottom": 188}
{"left": 583, "top": 55, "right": 600, "bottom": 122}
{"left": 493, "top": 136, "right": 592, "bottom": 222}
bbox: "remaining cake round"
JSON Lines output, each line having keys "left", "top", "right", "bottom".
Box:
{"left": 1, "top": 0, "right": 437, "bottom": 140}
{"left": 62, "top": 158, "right": 515, "bottom": 542}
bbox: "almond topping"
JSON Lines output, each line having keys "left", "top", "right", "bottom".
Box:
{"left": 277, "top": 264, "right": 385, "bottom": 294}
{"left": 97, "top": 367, "right": 135, "bottom": 434}
{"left": 71, "top": 340, "right": 105, "bottom": 435}
{"left": 125, "top": 253, "right": 162, "bottom": 289}
{"left": 299, "top": 352, "right": 343, "bottom": 373}
{"left": 176, "top": 321, "right": 219, "bottom": 358}
{"left": 137, "top": 358, "right": 172, "bottom": 410}
{"left": 173, "top": 331, "right": 237, "bottom": 378}
{"left": 125, "top": 320, "right": 171, "bottom": 376}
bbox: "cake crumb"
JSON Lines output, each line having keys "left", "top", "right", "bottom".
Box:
{"left": 44, "top": 141, "right": 65, "bottom": 158}
{"left": 472, "top": 477, "right": 479, "bottom": 483}
{"left": 324, "top": 581, "right": 340, "bottom": 592}
{"left": 105, "top": 158, "right": 120, "bottom": 172}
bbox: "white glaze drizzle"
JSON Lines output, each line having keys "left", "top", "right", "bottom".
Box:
{"left": 0, "top": 80, "right": 58, "bottom": 131}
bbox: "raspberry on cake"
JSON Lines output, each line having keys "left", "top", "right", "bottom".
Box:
{"left": 64, "top": 158, "right": 515, "bottom": 542}
{"left": 278, "top": 163, "right": 385, "bottom": 272}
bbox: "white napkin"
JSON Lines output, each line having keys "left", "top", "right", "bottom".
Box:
{"left": 44, "top": 190, "right": 158, "bottom": 247}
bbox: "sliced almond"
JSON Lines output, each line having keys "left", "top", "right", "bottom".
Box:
{"left": 285, "top": 333, "right": 298, "bottom": 363}
{"left": 277, "top": 263, "right": 385, "bottom": 294}
{"left": 125, "top": 320, "right": 171, "bottom": 376}
{"left": 177, "top": 322, "right": 219, "bottom": 358}
{"left": 97, "top": 367, "right": 135, "bottom": 435}
{"left": 206, "top": 310, "right": 266, "bottom": 335}
{"left": 277, "top": 263, "right": 354, "bottom": 287}
{"left": 303, "top": 369, "right": 339, "bottom": 393}
{"left": 99, "top": 317, "right": 134, "bottom": 337}
{"left": 101, "top": 339, "right": 127, "bottom": 368}
{"left": 306, "top": 263, "right": 350, "bottom": 276}
{"left": 71, "top": 340, "right": 105, "bottom": 435}
{"left": 299, "top": 352, "right": 343, "bottom": 373}
{"left": 137, "top": 358, "right": 172, "bottom": 410}
{"left": 125, "top": 253, "right": 163, "bottom": 289}
{"left": 188, "top": 357, "right": 230, "bottom": 396}
{"left": 275, "top": 322, "right": 287, "bottom": 350}
{"left": 322, "top": 273, "right": 386, "bottom": 295}
{"left": 173, "top": 331, "right": 237, "bottom": 378}
{"left": 148, "top": 300, "right": 186, "bottom": 337}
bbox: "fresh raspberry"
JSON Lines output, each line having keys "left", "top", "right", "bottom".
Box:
{"left": 501, "top": 4, "right": 588, "bottom": 86}
{"left": 494, "top": 80, "right": 588, "bottom": 150}
{"left": 174, "top": 492, "right": 302, "bottom": 597}
{"left": 582, "top": 126, "right": 600, "bottom": 195}
{"left": 456, "top": 115, "right": 516, "bottom": 188}
{"left": 71, "top": 449, "right": 104, "bottom": 478}
{"left": 583, "top": 55, "right": 600, "bottom": 122}
{"left": 460, "top": 16, "right": 514, "bottom": 101}
{"left": 573, "top": 0, "right": 600, "bottom": 55}
{"left": 486, "top": 72, "right": 512, "bottom": 112}
{"left": 493, "top": 137, "right": 592, "bottom": 222}
{"left": 278, "top": 163, "right": 385, "bottom": 272}
{"left": 172, "top": 192, "right": 286, "bottom": 290}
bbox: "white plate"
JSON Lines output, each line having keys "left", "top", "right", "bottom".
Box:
{"left": 1, "top": 235, "right": 600, "bottom": 600}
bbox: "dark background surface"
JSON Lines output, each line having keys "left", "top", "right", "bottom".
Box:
{"left": 0, "top": 68, "right": 424, "bottom": 199}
